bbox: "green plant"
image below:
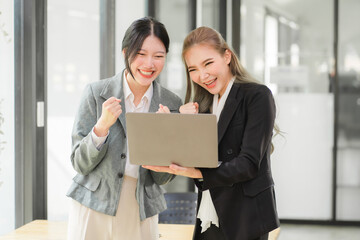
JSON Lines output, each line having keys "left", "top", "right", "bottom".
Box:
{"left": 0, "top": 10, "right": 12, "bottom": 43}
{"left": 0, "top": 6, "right": 10, "bottom": 188}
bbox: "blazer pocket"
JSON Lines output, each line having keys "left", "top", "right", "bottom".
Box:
{"left": 73, "top": 174, "right": 101, "bottom": 192}
{"left": 242, "top": 172, "right": 274, "bottom": 197}
{"left": 144, "top": 183, "right": 164, "bottom": 199}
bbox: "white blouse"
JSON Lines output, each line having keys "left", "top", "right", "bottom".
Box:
{"left": 91, "top": 72, "right": 153, "bottom": 179}
{"left": 197, "top": 77, "right": 235, "bottom": 233}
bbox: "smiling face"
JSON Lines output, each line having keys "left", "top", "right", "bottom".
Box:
{"left": 184, "top": 43, "right": 233, "bottom": 98}
{"left": 126, "top": 35, "right": 166, "bottom": 90}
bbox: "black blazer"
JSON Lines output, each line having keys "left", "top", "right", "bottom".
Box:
{"left": 194, "top": 82, "right": 280, "bottom": 240}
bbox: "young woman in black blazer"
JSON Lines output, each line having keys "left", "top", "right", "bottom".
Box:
{"left": 145, "top": 26, "right": 280, "bottom": 240}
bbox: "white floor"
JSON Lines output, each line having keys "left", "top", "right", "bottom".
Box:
{"left": 278, "top": 224, "right": 360, "bottom": 240}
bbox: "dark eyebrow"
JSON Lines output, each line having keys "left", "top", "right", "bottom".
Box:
{"left": 138, "top": 49, "right": 166, "bottom": 55}
{"left": 187, "top": 58, "right": 214, "bottom": 69}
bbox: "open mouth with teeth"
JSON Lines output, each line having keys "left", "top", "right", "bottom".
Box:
{"left": 204, "top": 78, "right": 217, "bottom": 88}
{"left": 139, "top": 69, "right": 155, "bottom": 78}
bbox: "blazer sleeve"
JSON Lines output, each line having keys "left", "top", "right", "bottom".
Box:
{"left": 199, "top": 86, "right": 276, "bottom": 190}
{"left": 70, "top": 84, "right": 109, "bottom": 175}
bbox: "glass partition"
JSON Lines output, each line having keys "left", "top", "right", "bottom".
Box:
{"left": 336, "top": 0, "right": 360, "bottom": 221}
{"left": 242, "top": 0, "right": 334, "bottom": 220}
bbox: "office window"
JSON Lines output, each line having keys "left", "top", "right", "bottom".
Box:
{"left": 264, "top": 14, "right": 278, "bottom": 87}
{"left": 201, "top": 0, "right": 220, "bottom": 31}
{"left": 156, "top": 0, "right": 188, "bottom": 99}
{"left": 156, "top": 0, "right": 192, "bottom": 192}
{"left": 47, "top": 0, "right": 100, "bottom": 220}
{"left": 115, "top": 0, "right": 145, "bottom": 73}
{"left": 0, "top": 0, "right": 15, "bottom": 234}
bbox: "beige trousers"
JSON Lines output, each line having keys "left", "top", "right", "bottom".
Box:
{"left": 67, "top": 176, "right": 159, "bottom": 240}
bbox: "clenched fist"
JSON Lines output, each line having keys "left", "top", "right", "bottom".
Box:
{"left": 94, "top": 97, "right": 122, "bottom": 137}
{"left": 179, "top": 102, "right": 199, "bottom": 114}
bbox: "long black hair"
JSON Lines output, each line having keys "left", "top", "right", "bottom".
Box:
{"left": 122, "top": 17, "right": 170, "bottom": 79}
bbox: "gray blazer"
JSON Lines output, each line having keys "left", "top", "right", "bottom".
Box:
{"left": 66, "top": 72, "right": 182, "bottom": 220}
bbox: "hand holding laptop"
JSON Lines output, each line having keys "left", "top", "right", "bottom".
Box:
{"left": 143, "top": 103, "right": 206, "bottom": 177}
{"left": 142, "top": 163, "right": 203, "bottom": 179}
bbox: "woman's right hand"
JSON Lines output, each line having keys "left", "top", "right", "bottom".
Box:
{"left": 156, "top": 104, "right": 170, "bottom": 113}
{"left": 179, "top": 102, "right": 199, "bottom": 114}
{"left": 94, "top": 97, "right": 122, "bottom": 137}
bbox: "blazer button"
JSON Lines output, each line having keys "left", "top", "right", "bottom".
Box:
{"left": 227, "top": 149, "right": 233, "bottom": 154}
{"left": 118, "top": 173, "right": 123, "bottom": 178}
{"left": 121, "top": 153, "right": 126, "bottom": 159}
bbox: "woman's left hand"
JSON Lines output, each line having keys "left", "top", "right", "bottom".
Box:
{"left": 142, "top": 164, "right": 203, "bottom": 179}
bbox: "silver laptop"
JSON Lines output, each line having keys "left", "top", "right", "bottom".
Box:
{"left": 126, "top": 112, "right": 218, "bottom": 168}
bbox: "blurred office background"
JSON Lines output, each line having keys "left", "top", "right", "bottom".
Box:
{"left": 0, "top": 0, "right": 360, "bottom": 237}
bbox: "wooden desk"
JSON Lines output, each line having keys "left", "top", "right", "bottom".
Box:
{"left": 159, "top": 224, "right": 194, "bottom": 240}
{"left": 0, "top": 220, "right": 279, "bottom": 240}
{"left": 0, "top": 220, "right": 195, "bottom": 240}
{"left": 0, "top": 221, "right": 67, "bottom": 240}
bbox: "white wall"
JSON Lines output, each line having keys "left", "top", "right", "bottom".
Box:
{"left": 272, "top": 94, "right": 333, "bottom": 219}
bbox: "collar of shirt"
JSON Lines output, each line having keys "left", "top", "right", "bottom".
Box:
{"left": 197, "top": 78, "right": 235, "bottom": 233}
{"left": 212, "top": 76, "right": 235, "bottom": 120}
{"left": 122, "top": 71, "right": 154, "bottom": 179}
{"left": 123, "top": 71, "right": 153, "bottom": 112}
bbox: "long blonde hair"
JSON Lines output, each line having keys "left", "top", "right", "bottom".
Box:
{"left": 182, "top": 26, "right": 280, "bottom": 153}
{"left": 182, "top": 26, "right": 257, "bottom": 113}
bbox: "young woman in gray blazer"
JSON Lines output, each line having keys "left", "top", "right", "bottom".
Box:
{"left": 66, "top": 17, "right": 182, "bottom": 240}
{"left": 145, "top": 27, "right": 280, "bottom": 240}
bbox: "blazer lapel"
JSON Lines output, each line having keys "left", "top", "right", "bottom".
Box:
{"left": 99, "top": 70, "right": 127, "bottom": 132}
{"left": 217, "top": 83, "right": 243, "bottom": 143}
{"left": 149, "top": 81, "right": 161, "bottom": 113}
